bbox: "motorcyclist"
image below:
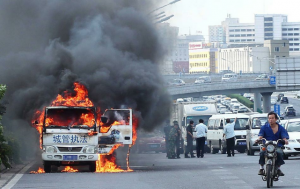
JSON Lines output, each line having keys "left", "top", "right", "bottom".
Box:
{"left": 255, "top": 111, "right": 289, "bottom": 176}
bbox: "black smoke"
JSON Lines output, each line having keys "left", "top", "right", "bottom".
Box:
{"left": 0, "top": 0, "right": 171, "bottom": 158}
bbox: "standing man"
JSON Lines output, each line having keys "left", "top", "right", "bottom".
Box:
{"left": 175, "top": 123, "right": 182, "bottom": 158}
{"left": 168, "top": 123, "right": 179, "bottom": 159}
{"left": 223, "top": 117, "right": 236, "bottom": 157}
{"left": 163, "top": 120, "right": 171, "bottom": 157}
{"left": 185, "top": 120, "right": 196, "bottom": 158}
{"left": 195, "top": 119, "right": 208, "bottom": 158}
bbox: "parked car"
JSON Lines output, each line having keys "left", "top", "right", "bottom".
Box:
{"left": 134, "top": 133, "right": 166, "bottom": 153}
{"left": 283, "top": 119, "right": 300, "bottom": 159}
{"left": 280, "top": 96, "right": 289, "bottom": 104}
{"left": 168, "top": 79, "right": 185, "bottom": 86}
{"left": 194, "top": 76, "right": 212, "bottom": 84}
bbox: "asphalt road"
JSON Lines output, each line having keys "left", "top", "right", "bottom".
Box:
{"left": 272, "top": 92, "right": 300, "bottom": 119}
{"left": 4, "top": 151, "right": 300, "bottom": 189}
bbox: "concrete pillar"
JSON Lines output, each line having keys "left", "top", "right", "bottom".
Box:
{"left": 254, "top": 92, "right": 262, "bottom": 113}
{"left": 261, "top": 92, "right": 272, "bottom": 113}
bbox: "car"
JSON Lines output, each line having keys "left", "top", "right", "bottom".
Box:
{"left": 219, "top": 70, "right": 234, "bottom": 74}
{"left": 222, "top": 73, "right": 238, "bottom": 82}
{"left": 194, "top": 76, "right": 212, "bottom": 84}
{"left": 277, "top": 93, "right": 284, "bottom": 101}
{"left": 134, "top": 133, "right": 166, "bottom": 153}
{"left": 168, "top": 79, "right": 185, "bottom": 86}
{"left": 280, "top": 96, "right": 289, "bottom": 104}
{"left": 238, "top": 107, "right": 249, "bottom": 113}
{"left": 271, "top": 97, "right": 277, "bottom": 105}
{"left": 255, "top": 74, "right": 269, "bottom": 80}
{"left": 284, "top": 105, "right": 296, "bottom": 116}
{"left": 283, "top": 119, "right": 300, "bottom": 159}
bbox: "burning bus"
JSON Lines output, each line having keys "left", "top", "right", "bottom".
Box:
{"left": 33, "top": 82, "right": 134, "bottom": 173}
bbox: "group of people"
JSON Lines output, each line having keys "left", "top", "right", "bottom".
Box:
{"left": 164, "top": 111, "right": 289, "bottom": 177}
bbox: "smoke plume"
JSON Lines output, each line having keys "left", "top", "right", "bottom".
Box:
{"left": 0, "top": 0, "right": 171, "bottom": 157}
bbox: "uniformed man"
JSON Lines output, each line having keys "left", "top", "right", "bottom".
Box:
{"left": 185, "top": 120, "right": 196, "bottom": 158}
{"left": 168, "top": 123, "right": 179, "bottom": 159}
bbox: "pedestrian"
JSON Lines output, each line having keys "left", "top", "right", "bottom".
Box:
{"left": 168, "top": 123, "right": 178, "bottom": 159}
{"left": 163, "top": 120, "right": 171, "bottom": 157}
{"left": 185, "top": 120, "right": 196, "bottom": 158}
{"left": 194, "top": 119, "right": 208, "bottom": 158}
{"left": 223, "top": 117, "right": 236, "bottom": 157}
{"left": 175, "top": 123, "right": 182, "bottom": 158}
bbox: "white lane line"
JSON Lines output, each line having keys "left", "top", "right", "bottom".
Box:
{"left": 3, "top": 161, "right": 35, "bottom": 189}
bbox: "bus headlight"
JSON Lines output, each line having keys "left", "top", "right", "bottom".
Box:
{"left": 83, "top": 146, "right": 96, "bottom": 153}
{"left": 46, "top": 146, "right": 57, "bottom": 153}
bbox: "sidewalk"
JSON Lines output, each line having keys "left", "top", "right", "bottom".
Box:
{"left": 0, "top": 161, "right": 31, "bottom": 188}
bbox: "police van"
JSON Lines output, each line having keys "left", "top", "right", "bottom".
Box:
{"left": 207, "top": 114, "right": 249, "bottom": 154}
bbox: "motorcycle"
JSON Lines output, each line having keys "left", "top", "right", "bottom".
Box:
{"left": 257, "top": 138, "right": 285, "bottom": 188}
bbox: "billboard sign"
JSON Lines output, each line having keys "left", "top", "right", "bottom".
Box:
{"left": 189, "top": 42, "right": 203, "bottom": 50}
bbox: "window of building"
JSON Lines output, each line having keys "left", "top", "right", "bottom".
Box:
{"left": 288, "top": 33, "right": 293, "bottom": 36}
{"left": 247, "top": 29, "right": 252, "bottom": 31}
{"left": 290, "top": 43, "right": 294, "bottom": 46}
{"left": 295, "top": 28, "right": 300, "bottom": 31}
{"left": 283, "top": 33, "right": 287, "bottom": 36}
{"left": 283, "top": 38, "right": 288, "bottom": 40}
{"left": 241, "top": 34, "right": 246, "bottom": 37}
{"left": 234, "top": 29, "right": 240, "bottom": 32}
{"left": 265, "top": 37, "right": 272, "bottom": 40}
{"left": 235, "top": 34, "right": 240, "bottom": 37}
{"left": 247, "top": 34, "right": 252, "bottom": 37}
{"left": 234, "top": 40, "right": 240, "bottom": 42}
{"left": 282, "top": 28, "right": 287, "bottom": 31}
{"left": 288, "top": 28, "right": 293, "bottom": 31}
{"left": 289, "top": 38, "right": 294, "bottom": 41}
{"left": 264, "top": 17, "right": 273, "bottom": 21}
{"left": 229, "top": 35, "right": 234, "bottom": 37}
{"left": 230, "top": 40, "right": 234, "bottom": 42}
{"left": 295, "top": 33, "right": 299, "bottom": 36}
{"left": 294, "top": 43, "right": 300, "bottom": 46}
{"left": 265, "top": 33, "right": 273, "bottom": 36}
{"left": 265, "top": 28, "right": 273, "bottom": 31}
{"left": 229, "top": 29, "right": 234, "bottom": 32}
{"left": 275, "top": 47, "right": 280, "bottom": 52}
{"left": 294, "top": 38, "right": 299, "bottom": 41}
{"left": 290, "top": 48, "right": 294, "bottom": 51}
{"left": 247, "top": 39, "right": 252, "bottom": 41}
{"left": 264, "top": 23, "right": 273, "bottom": 27}
{"left": 295, "top": 48, "right": 300, "bottom": 51}
{"left": 241, "top": 29, "right": 246, "bottom": 32}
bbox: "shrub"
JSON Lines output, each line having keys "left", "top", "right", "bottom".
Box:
{"left": 228, "top": 94, "right": 254, "bottom": 109}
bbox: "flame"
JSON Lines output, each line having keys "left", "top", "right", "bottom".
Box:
{"left": 96, "top": 154, "right": 129, "bottom": 173}
{"left": 132, "top": 115, "right": 138, "bottom": 145}
{"left": 61, "top": 166, "right": 79, "bottom": 172}
{"left": 30, "top": 167, "right": 45, "bottom": 174}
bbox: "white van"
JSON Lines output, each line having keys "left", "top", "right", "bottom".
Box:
{"left": 207, "top": 114, "right": 249, "bottom": 154}
{"left": 222, "top": 73, "right": 238, "bottom": 82}
{"left": 194, "top": 76, "right": 212, "bottom": 84}
{"left": 245, "top": 113, "right": 268, "bottom": 155}
{"left": 218, "top": 105, "right": 227, "bottom": 114}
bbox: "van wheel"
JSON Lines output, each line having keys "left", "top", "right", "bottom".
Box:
{"left": 248, "top": 144, "right": 254, "bottom": 156}
{"left": 44, "top": 161, "right": 51, "bottom": 173}
{"left": 283, "top": 153, "right": 289, "bottom": 160}
{"left": 89, "top": 161, "right": 97, "bottom": 172}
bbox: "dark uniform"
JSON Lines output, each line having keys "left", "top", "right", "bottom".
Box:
{"left": 164, "top": 122, "right": 171, "bottom": 157}
{"left": 168, "top": 126, "right": 177, "bottom": 159}
{"left": 175, "top": 127, "right": 182, "bottom": 158}
{"left": 185, "top": 123, "right": 195, "bottom": 158}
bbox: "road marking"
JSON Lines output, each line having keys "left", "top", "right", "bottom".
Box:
{"left": 2, "top": 161, "right": 35, "bottom": 189}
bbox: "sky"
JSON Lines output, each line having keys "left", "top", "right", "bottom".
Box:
{"left": 158, "top": 0, "right": 300, "bottom": 39}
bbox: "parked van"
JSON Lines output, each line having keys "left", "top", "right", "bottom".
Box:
{"left": 245, "top": 113, "right": 268, "bottom": 155}
{"left": 222, "top": 73, "right": 238, "bottom": 82}
{"left": 207, "top": 114, "right": 249, "bottom": 154}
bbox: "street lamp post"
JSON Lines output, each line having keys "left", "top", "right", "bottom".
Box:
{"left": 221, "top": 58, "right": 240, "bottom": 72}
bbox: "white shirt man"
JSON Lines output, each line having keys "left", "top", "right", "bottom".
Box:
{"left": 223, "top": 117, "right": 236, "bottom": 157}
{"left": 194, "top": 119, "right": 208, "bottom": 158}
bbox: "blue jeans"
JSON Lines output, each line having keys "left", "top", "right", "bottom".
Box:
{"left": 259, "top": 148, "right": 285, "bottom": 166}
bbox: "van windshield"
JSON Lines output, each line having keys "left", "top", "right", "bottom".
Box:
{"left": 252, "top": 117, "right": 268, "bottom": 129}
{"left": 186, "top": 115, "right": 211, "bottom": 126}
{"left": 226, "top": 118, "right": 249, "bottom": 130}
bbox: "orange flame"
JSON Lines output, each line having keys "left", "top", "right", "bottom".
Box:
{"left": 96, "top": 154, "right": 129, "bottom": 173}
{"left": 61, "top": 166, "right": 79, "bottom": 172}
{"left": 30, "top": 167, "right": 45, "bottom": 174}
